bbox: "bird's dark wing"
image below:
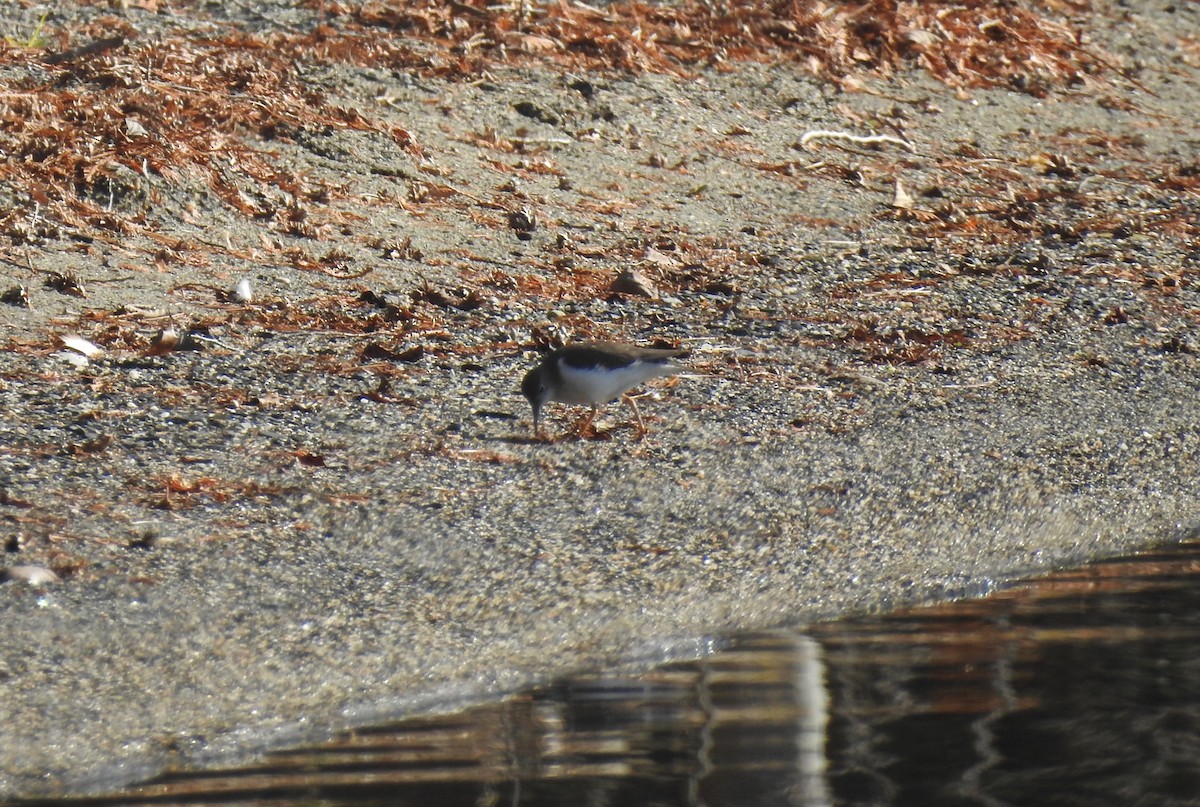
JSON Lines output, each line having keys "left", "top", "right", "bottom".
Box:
{"left": 559, "top": 342, "right": 686, "bottom": 370}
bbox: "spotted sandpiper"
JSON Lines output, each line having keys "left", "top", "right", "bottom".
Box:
{"left": 521, "top": 341, "right": 687, "bottom": 437}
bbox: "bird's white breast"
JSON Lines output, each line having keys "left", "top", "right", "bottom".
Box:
{"left": 553, "top": 359, "right": 675, "bottom": 404}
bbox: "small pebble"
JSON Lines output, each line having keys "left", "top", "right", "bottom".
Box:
{"left": 610, "top": 269, "right": 659, "bottom": 299}
{"left": 232, "top": 278, "right": 253, "bottom": 303}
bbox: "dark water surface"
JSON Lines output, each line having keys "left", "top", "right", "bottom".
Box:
{"left": 33, "top": 541, "right": 1200, "bottom": 806}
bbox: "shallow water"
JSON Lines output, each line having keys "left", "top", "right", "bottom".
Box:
{"left": 31, "top": 541, "right": 1200, "bottom": 806}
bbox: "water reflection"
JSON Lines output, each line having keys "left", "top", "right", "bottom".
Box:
{"left": 32, "top": 541, "right": 1200, "bottom": 806}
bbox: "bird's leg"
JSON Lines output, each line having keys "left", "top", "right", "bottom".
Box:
{"left": 561, "top": 406, "right": 599, "bottom": 439}
{"left": 578, "top": 405, "right": 599, "bottom": 436}
{"left": 623, "top": 394, "right": 648, "bottom": 436}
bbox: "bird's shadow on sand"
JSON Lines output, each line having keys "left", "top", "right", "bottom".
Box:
{"left": 476, "top": 410, "right": 635, "bottom": 444}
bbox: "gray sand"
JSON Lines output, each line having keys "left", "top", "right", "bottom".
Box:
{"left": 2, "top": 0, "right": 1199, "bottom": 797}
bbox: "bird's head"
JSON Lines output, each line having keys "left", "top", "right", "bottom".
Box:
{"left": 521, "top": 365, "right": 548, "bottom": 434}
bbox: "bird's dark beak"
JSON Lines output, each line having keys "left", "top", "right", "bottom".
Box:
{"left": 531, "top": 402, "right": 542, "bottom": 436}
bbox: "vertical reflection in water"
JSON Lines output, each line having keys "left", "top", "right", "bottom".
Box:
{"left": 534, "top": 634, "right": 832, "bottom": 806}
{"left": 958, "top": 614, "right": 1016, "bottom": 807}
{"left": 684, "top": 635, "right": 830, "bottom": 806}
{"left": 25, "top": 541, "right": 1200, "bottom": 807}
{"left": 795, "top": 636, "right": 833, "bottom": 807}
